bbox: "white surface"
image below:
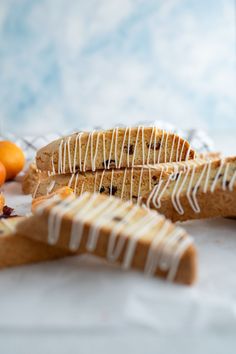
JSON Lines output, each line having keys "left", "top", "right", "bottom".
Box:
{"left": 0, "top": 137, "right": 236, "bottom": 354}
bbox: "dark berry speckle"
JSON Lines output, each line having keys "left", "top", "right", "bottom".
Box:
{"left": 124, "top": 145, "right": 134, "bottom": 155}
{"left": 108, "top": 186, "right": 117, "bottom": 195}
{"left": 146, "top": 141, "right": 161, "bottom": 150}
{"left": 99, "top": 186, "right": 105, "bottom": 193}
{"left": 113, "top": 216, "right": 123, "bottom": 222}
{"left": 103, "top": 160, "right": 116, "bottom": 168}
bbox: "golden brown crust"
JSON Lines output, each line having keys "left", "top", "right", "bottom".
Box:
{"left": 36, "top": 127, "right": 196, "bottom": 173}
{"left": 0, "top": 217, "right": 71, "bottom": 269}
{"left": 17, "top": 193, "right": 197, "bottom": 285}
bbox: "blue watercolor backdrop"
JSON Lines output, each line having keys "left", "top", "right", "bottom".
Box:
{"left": 0, "top": 0, "right": 235, "bottom": 134}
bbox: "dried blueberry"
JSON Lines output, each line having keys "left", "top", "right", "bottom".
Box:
{"left": 132, "top": 195, "right": 138, "bottom": 200}
{"left": 146, "top": 141, "right": 161, "bottom": 150}
{"left": 124, "top": 145, "right": 134, "bottom": 155}
{"left": 173, "top": 173, "right": 180, "bottom": 180}
{"left": 99, "top": 186, "right": 105, "bottom": 193}
{"left": 129, "top": 145, "right": 134, "bottom": 154}
{"left": 108, "top": 186, "right": 117, "bottom": 195}
{"left": 102, "top": 160, "right": 116, "bottom": 168}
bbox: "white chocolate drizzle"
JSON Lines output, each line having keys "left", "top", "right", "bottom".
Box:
{"left": 146, "top": 159, "right": 236, "bottom": 214}
{"left": 49, "top": 127, "right": 194, "bottom": 174}
{"left": 34, "top": 159, "right": 208, "bottom": 202}
{"left": 32, "top": 181, "right": 41, "bottom": 199}
{"left": 46, "top": 180, "right": 56, "bottom": 195}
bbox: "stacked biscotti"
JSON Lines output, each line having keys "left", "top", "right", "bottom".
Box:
{"left": 5, "top": 126, "right": 235, "bottom": 286}
{"left": 2, "top": 126, "right": 198, "bottom": 285}
{"left": 28, "top": 126, "right": 196, "bottom": 202}
{"left": 22, "top": 126, "right": 235, "bottom": 224}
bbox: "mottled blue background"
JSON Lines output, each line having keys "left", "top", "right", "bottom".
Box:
{"left": 0, "top": 0, "right": 235, "bottom": 134}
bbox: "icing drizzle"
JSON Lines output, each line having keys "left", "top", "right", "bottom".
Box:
{"left": 146, "top": 159, "right": 236, "bottom": 214}
{"left": 34, "top": 159, "right": 208, "bottom": 202}
{"left": 49, "top": 127, "right": 194, "bottom": 174}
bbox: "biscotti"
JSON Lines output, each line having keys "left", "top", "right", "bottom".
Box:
{"left": 36, "top": 127, "right": 196, "bottom": 173}
{"left": 27, "top": 152, "right": 220, "bottom": 199}
{"left": 22, "top": 162, "right": 48, "bottom": 195}
{"left": 33, "top": 159, "right": 209, "bottom": 202}
{"left": 17, "top": 192, "right": 197, "bottom": 285}
{"left": 33, "top": 166, "right": 170, "bottom": 202}
{"left": 0, "top": 217, "right": 70, "bottom": 269}
{"left": 143, "top": 157, "right": 236, "bottom": 222}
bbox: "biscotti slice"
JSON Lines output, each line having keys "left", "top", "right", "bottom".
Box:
{"left": 29, "top": 153, "right": 217, "bottom": 198}
{"left": 33, "top": 166, "right": 172, "bottom": 202}
{"left": 33, "top": 159, "right": 208, "bottom": 202}
{"left": 29, "top": 154, "right": 219, "bottom": 199}
{"left": 22, "top": 162, "right": 48, "bottom": 195}
{"left": 36, "top": 126, "right": 196, "bottom": 173}
{"left": 17, "top": 192, "right": 197, "bottom": 285}
{"left": 0, "top": 217, "right": 70, "bottom": 269}
{"left": 143, "top": 157, "right": 236, "bottom": 222}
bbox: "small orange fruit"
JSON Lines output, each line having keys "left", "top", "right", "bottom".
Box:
{"left": 0, "top": 162, "right": 6, "bottom": 186}
{"left": 0, "top": 141, "right": 25, "bottom": 180}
